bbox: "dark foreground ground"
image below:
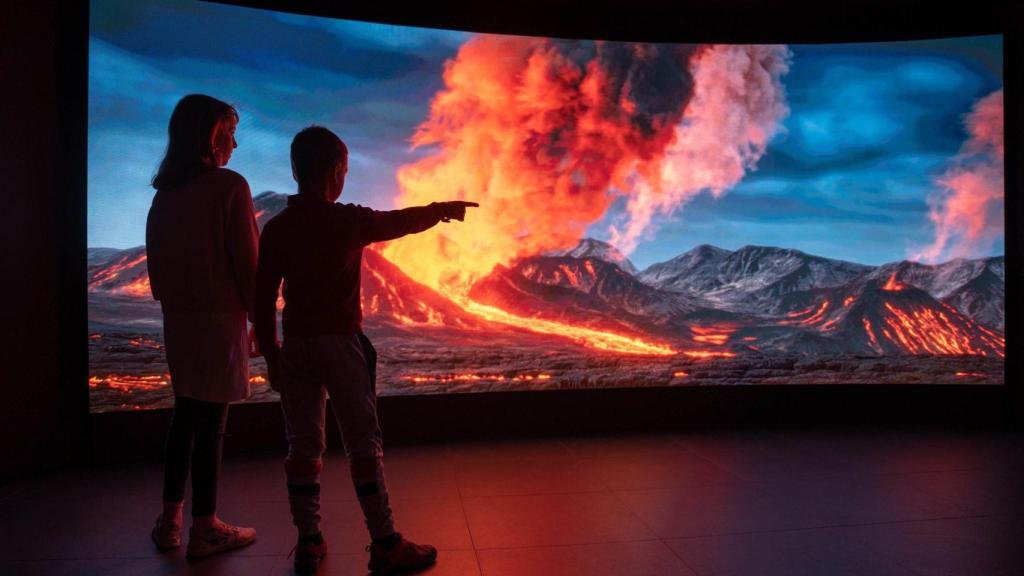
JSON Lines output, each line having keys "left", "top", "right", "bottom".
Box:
{"left": 2, "top": 429, "right": 1021, "bottom": 575}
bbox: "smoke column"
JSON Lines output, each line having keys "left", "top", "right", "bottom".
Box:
{"left": 915, "top": 89, "right": 1004, "bottom": 263}
{"left": 609, "top": 44, "right": 792, "bottom": 253}
{"left": 383, "top": 36, "right": 791, "bottom": 296}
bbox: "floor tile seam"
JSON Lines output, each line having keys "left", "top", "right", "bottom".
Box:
{"left": 655, "top": 536, "right": 704, "bottom": 576}
{"left": 659, "top": 513, "right": 993, "bottom": 540}
{"left": 660, "top": 530, "right": 912, "bottom": 576}
{"left": 604, "top": 480, "right": 670, "bottom": 544}
{"left": 456, "top": 488, "right": 613, "bottom": 499}
{"left": 0, "top": 551, "right": 287, "bottom": 562}
{"left": 471, "top": 536, "right": 665, "bottom": 552}
{"left": 743, "top": 473, "right": 991, "bottom": 518}
{"left": 608, "top": 478, "right": 778, "bottom": 500}
{"left": 459, "top": 488, "right": 640, "bottom": 503}
{"left": 454, "top": 483, "right": 485, "bottom": 576}
{"left": 869, "top": 466, "right": 993, "bottom": 477}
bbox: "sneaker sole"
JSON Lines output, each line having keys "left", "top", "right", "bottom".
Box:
{"left": 150, "top": 528, "right": 180, "bottom": 552}
{"left": 186, "top": 537, "right": 256, "bottom": 561}
{"left": 368, "top": 553, "right": 437, "bottom": 575}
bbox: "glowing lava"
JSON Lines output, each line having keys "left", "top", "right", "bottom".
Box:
{"left": 463, "top": 299, "right": 675, "bottom": 355}
{"left": 401, "top": 373, "right": 552, "bottom": 383}
{"left": 862, "top": 318, "right": 882, "bottom": 353}
{"left": 89, "top": 374, "right": 169, "bottom": 392}
{"left": 691, "top": 325, "right": 736, "bottom": 346}
{"left": 882, "top": 271, "right": 907, "bottom": 292}
{"left": 682, "top": 350, "right": 736, "bottom": 359}
{"left": 781, "top": 300, "right": 831, "bottom": 326}
{"left": 128, "top": 337, "right": 162, "bottom": 349}
{"left": 379, "top": 38, "right": 790, "bottom": 358}
{"left": 879, "top": 302, "right": 1002, "bottom": 357}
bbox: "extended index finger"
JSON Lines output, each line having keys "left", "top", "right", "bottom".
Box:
{"left": 458, "top": 201, "right": 480, "bottom": 208}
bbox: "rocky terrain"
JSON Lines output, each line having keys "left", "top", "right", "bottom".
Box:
{"left": 87, "top": 192, "right": 1006, "bottom": 411}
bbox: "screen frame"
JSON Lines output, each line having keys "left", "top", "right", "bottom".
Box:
{"left": 72, "top": 0, "right": 1021, "bottom": 459}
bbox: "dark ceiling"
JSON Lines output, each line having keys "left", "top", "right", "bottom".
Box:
{"left": 215, "top": 0, "right": 1015, "bottom": 44}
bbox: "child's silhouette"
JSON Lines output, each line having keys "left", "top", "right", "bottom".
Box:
{"left": 253, "top": 125, "right": 476, "bottom": 575}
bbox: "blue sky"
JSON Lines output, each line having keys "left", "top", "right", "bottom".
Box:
{"left": 88, "top": 0, "right": 1003, "bottom": 269}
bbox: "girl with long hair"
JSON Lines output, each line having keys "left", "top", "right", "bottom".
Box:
{"left": 146, "top": 94, "right": 258, "bottom": 559}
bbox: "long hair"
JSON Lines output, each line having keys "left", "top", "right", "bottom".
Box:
{"left": 152, "top": 94, "right": 238, "bottom": 190}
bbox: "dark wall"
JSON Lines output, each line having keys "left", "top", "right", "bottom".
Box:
{"left": 0, "top": 1, "right": 88, "bottom": 481}
{"left": 1, "top": 1, "right": 62, "bottom": 480}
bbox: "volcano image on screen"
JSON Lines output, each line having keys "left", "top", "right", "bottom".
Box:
{"left": 87, "top": 1, "right": 1004, "bottom": 411}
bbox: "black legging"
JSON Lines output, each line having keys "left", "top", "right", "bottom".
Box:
{"left": 162, "top": 397, "right": 229, "bottom": 516}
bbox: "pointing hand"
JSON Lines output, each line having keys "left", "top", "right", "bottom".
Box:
{"left": 440, "top": 201, "right": 479, "bottom": 222}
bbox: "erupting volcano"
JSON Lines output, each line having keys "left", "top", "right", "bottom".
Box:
{"left": 379, "top": 39, "right": 792, "bottom": 354}
{"left": 86, "top": 32, "right": 1005, "bottom": 412}
{"left": 88, "top": 192, "right": 1005, "bottom": 411}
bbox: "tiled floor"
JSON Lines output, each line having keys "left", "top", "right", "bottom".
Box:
{"left": 1, "top": 429, "right": 1021, "bottom": 575}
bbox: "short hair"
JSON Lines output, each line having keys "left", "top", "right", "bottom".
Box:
{"left": 152, "top": 94, "right": 238, "bottom": 190}
{"left": 290, "top": 125, "right": 348, "bottom": 191}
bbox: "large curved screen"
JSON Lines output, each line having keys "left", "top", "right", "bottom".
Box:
{"left": 88, "top": 0, "right": 1005, "bottom": 412}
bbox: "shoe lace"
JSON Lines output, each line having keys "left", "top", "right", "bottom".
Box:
{"left": 288, "top": 544, "right": 297, "bottom": 559}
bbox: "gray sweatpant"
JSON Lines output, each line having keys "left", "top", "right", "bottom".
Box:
{"left": 278, "top": 331, "right": 395, "bottom": 540}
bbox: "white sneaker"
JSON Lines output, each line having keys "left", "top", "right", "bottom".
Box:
{"left": 151, "top": 514, "right": 182, "bottom": 551}
{"left": 186, "top": 518, "right": 256, "bottom": 559}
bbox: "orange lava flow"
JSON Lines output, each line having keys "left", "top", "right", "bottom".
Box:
{"left": 780, "top": 300, "right": 829, "bottom": 326}
{"left": 786, "top": 305, "right": 815, "bottom": 318}
{"left": 558, "top": 263, "right": 582, "bottom": 287}
{"left": 862, "top": 318, "right": 882, "bottom": 353}
{"left": 461, "top": 298, "right": 676, "bottom": 355}
{"left": 89, "top": 374, "right": 169, "bottom": 392}
{"left": 955, "top": 372, "right": 986, "bottom": 377}
{"left": 673, "top": 371, "right": 690, "bottom": 378}
{"left": 91, "top": 253, "right": 147, "bottom": 285}
{"left": 882, "top": 271, "right": 907, "bottom": 291}
{"left": 117, "top": 276, "right": 152, "bottom": 298}
{"left": 691, "top": 325, "right": 736, "bottom": 345}
{"left": 682, "top": 350, "right": 737, "bottom": 359}
{"left": 880, "top": 302, "right": 1004, "bottom": 357}
{"left": 820, "top": 318, "right": 840, "bottom": 331}
{"left": 802, "top": 301, "right": 830, "bottom": 325}
{"left": 128, "top": 337, "right": 162, "bottom": 349}
{"left": 843, "top": 296, "right": 855, "bottom": 307}
{"left": 401, "top": 373, "right": 552, "bottom": 383}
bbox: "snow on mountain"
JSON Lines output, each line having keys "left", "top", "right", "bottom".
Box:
{"left": 639, "top": 245, "right": 870, "bottom": 313}
{"left": 87, "top": 247, "right": 122, "bottom": 267}
{"left": 555, "top": 238, "right": 640, "bottom": 275}
{"left": 636, "top": 244, "right": 732, "bottom": 291}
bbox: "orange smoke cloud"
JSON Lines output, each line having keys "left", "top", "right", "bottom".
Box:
{"left": 383, "top": 36, "right": 703, "bottom": 295}
{"left": 915, "top": 89, "right": 1004, "bottom": 263}
{"left": 609, "top": 44, "right": 792, "bottom": 253}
